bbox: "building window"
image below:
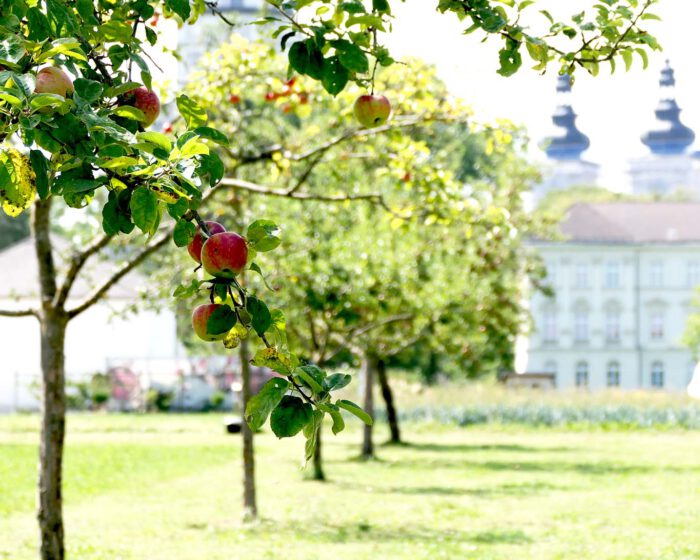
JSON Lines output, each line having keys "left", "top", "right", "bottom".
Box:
{"left": 574, "top": 310, "right": 589, "bottom": 342}
{"left": 688, "top": 262, "right": 700, "bottom": 288}
{"left": 651, "top": 361, "right": 664, "bottom": 388}
{"left": 574, "top": 262, "right": 589, "bottom": 288}
{"left": 575, "top": 361, "right": 589, "bottom": 387}
{"left": 650, "top": 261, "right": 664, "bottom": 287}
{"left": 605, "top": 261, "right": 620, "bottom": 289}
{"left": 542, "top": 311, "right": 557, "bottom": 343}
{"left": 650, "top": 313, "right": 664, "bottom": 340}
{"left": 606, "top": 361, "right": 620, "bottom": 387}
{"left": 605, "top": 310, "right": 620, "bottom": 343}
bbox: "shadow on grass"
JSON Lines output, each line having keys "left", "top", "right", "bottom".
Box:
{"left": 333, "top": 479, "right": 568, "bottom": 498}
{"left": 211, "top": 518, "right": 532, "bottom": 547}
{"left": 388, "top": 442, "right": 575, "bottom": 454}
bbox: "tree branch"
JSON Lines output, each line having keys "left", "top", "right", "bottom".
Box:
{"left": 54, "top": 233, "right": 114, "bottom": 309}
{"left": 214, "top": 177, "right": 409, "bottom": 218}
{"left": 66, "top": 230, "right": 172, "bottom": 320}
{"left": 0, "top": 308, "right": 38, "bottom": 318}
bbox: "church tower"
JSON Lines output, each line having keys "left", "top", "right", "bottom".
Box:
{"left": 629, "top": 61, "right": 699, "bottom": 196}
{"left": 535, "top": 74, "right": 600, "bottom": 201}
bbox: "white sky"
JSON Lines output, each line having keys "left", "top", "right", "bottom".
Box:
{"left": 385, "top": 1, "right": 700, "bottom": 191}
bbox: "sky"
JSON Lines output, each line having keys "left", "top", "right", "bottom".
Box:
{"left": 384, "top": 1, "right": 700, "bottom": 192}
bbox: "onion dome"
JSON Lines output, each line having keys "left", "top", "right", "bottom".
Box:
{"left": 542, "top": 74, "right": 591, "bottom": 160}
{"left": 641, "top": 61, "right": 695, "bottom": 155}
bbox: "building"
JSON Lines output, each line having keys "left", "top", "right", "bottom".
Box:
{"left": 629, "top": 61, "right": 700, "bottom": 196}
{"left": 521, "top": 202, "right": 700, "bottom": 391}
{"left": 0, "top": 238, "right": 185, "bottom": 411}
{"left": 535, "top": 74, "right": 600, "bottom": 201}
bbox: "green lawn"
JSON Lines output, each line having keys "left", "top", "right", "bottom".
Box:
{"left": 1, "top": 414, "right": 700, "bottom": 559}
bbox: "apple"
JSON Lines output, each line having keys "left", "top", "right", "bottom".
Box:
{"left": 229, "top": 94, "right": 241, "bottom": 104}
{"left": 353, "top": 94, "right": 391, "bottom": 128}
{"left": 187, "top": 221, "right": 226, "bottom": 263}
{"left": 125, "top": 87, "right": 160, "bottom": 127}
{"left": 264, "top": 92, "right": 277, "bottom": 102}
{"left": 192, "top": 304, "right": 228, "bottom": 341}
{"left": 35, "top": 67, "right": 74, "bottom": 98}
{"left": 162, "top": 122, "right": 174, "bottom": 134}
{"left": 201, "top": 232, "right": 248, "bottom": 279}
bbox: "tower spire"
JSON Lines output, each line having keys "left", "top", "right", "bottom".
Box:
{"left": 542, "top": 74, "right": 591, "bottom": 160}
{"left": 641, "top": 60, "right": 695, "bottom": 155}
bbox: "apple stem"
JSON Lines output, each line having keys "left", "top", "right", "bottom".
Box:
{"left": 189, "top": 209, "right": 212, "bottom": 238}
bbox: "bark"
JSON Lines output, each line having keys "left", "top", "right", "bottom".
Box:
{"left": 376, "top": 358, "right": 401, "bottom": 444}
{"left": 361, "top": 355, "right": 375, "bottom": 459}
{"left": 33, "top": 198, "right": 67, "bottom": 560}
{"left": 239, "top": 338, "right": 257, "bottom": 521}
{"left": 311, "top": 424, "right": 325, "bottom": 481}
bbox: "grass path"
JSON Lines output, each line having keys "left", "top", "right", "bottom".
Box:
{"left": 1, "top": 415, "right": 700, "bottom": 559}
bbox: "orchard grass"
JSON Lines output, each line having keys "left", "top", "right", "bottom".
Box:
{"left": 2, "top": 412, "right": 700, "bottom": 559}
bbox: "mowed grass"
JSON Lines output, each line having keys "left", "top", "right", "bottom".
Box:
{"left": 2, "top": 414, "right": 700, "bottom": 559}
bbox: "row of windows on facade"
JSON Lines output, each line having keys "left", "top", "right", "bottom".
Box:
{"left": 542, "top": 310, "right": 666, "bottom": 343}
{"left": 543, "top": 360, "right": 667, "bottom": 388}
{"left": 547, "top": 260, "right": 700, "bottom": 289}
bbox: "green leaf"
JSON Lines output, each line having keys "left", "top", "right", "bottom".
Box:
{"left": 29, "top": 150, "right": 50, "bottom": 200}
{"left": 245, "top": 377, "right": 290, "bottom": 431}
{"left": 29, "top": 94, "right": 68, "bottom": 112}
{"left": 323, "top": 373, "right": 352, "bottom": 392}
{"left": 73, "top": 78, "right": 103, "bottom": 103}
{"left": 129, "top": 186, "right": 160, "bottom": 234}
{"left": 193, "top": 126, "right": 229, "bottom": 146}
{"left": 177, "top": 94, "right": 208, "bottom": 129}
{"left": 303, "top": 409, "right": 324, "bottom": 462}
{"left": 246, "top": 296, "right": 272, "bottom": 336}
{"left": 372, "top": 0, "right": 391, "bottom": 13}
{"left": 166, "top": 0, "right": 191, "bottom": 20}
{"left": 247, "top": 219, "right": 281, "bottom": 252}
{"left": 55, "top": 176, "right": 107, "bottom": 194}
{"left": 337, "top": 399, "right": 373, "bottom": 425}
{"left": 270, "top": 395, "right": 313, "bottom": 438}
{"left": 206, "top": 304, "right": 237, "bottom": 335}
{"left": 288, "top": 40, "right": 324, "bottom": 80}
{"left": 111, "top": 105, "right": 146, "bottom": 122}
{"left": 318, "top": 403, "right": 345, "bottom": 435}
{"left": 321, "top": 56, "right": 349, "bottom": 96}
{"left": 334, "top": 40, "right": 369, "bottom": 74}
{"left": 497, "top": 41, "right": 522, "bottom": 77}
{"left": 251, "top": 347, "right": 296, "bottom": 375}
{"left": 294, "top": 365, "right": 325, "bottom": 393}
{"left": 249, "top": 262, "right": 274, "bottom": 291}
{"left": 136, "top": 131, "right": 172, "bottom": 152}
{"left": 173, "top": 219, "right": 196, "bottom": 247}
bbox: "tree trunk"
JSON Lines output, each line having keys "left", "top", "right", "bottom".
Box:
{"left": 33, "top": 198, "right": 67, "bottom": 560}
{"left": 239, "top": 338, "right": 257, "bottom": 521}
{"left": 38, "top": 312, "right": 67, "bottom": 560}
{"left": 361, "top": 355, "right": 375, "bottom": 459}
{"left": 311, "top": 424, "right": 325, "bottom": 480}
{"left": 376, "top": 358, "right": 401, "bottom": 444}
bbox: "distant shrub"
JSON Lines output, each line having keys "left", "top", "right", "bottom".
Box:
{"left": 146, "top": 389, "right": 174, "bottom": 412}
{"left": 374, "top": 403, "right": 700, "bottom": 430}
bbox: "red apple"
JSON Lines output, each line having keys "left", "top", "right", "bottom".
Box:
{"left": 35, "top": 67, "right": 74, "bottom": 98}
{"left": 192, "top": 304, "right": 228, "bottom": 341}
{"left": 125, "top": 87, "right": 160, "bottom": 127}
{"left": 187, "top": 221, "right": 226, "bottom": 264}
{"left": 229, "top": 94, "right": 241, "bottom": 104}
{"left": 353, "top": 94, "right": 391, "bottom": 128}
{"left": 264, "top": 92, "right": 277, "bottom": 102}
{"left": 201, "top": 232, "right": 248, "bottom": 279}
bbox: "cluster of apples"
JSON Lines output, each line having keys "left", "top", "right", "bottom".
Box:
{"left": 32, "top": 66, "right": 161, "bottom": 127}
{"left": 187, "top": 221, "right": 249, "bottom": 341}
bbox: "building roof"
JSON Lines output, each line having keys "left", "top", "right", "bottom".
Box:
{"left": 558, "top": 202, "right": 700, "bottom": 244}
{"left": 0, "top": 237, "right": 145, "bottom": 301}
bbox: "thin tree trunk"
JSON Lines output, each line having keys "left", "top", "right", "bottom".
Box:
{"left": 361, "top": 355, "right": 374, "bottom": 459}
{"left": 376, "top": 358, "right": 401, "bottom": 444}
{"left": 38, "top": 312, "right": 67, "bottom": 560}
{"left": 311, "top": 424, "right": 325, "bottom": 480}
{"left": 240, "top": 337, "right": 257, "bottom": 521}
{"left": 33, "top": 198, "right": 67, "bottom": 560}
